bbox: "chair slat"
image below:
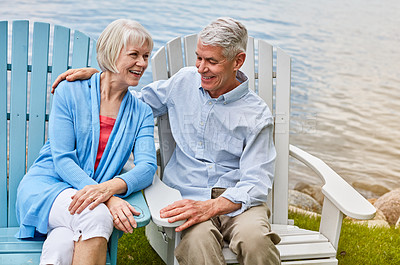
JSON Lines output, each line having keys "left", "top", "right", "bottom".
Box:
{"left": 183, "top": 34, "right": 197, "bottom": 67}
{"left": 258, "top": 40, "right": 273, "bottom": 110}
{"left": 51, "top": 25, "right": 70, "bottom": 84}
{"left": 282, "top": 259, "right": 338, "bottom": 265}
{"left": 279, "top": 234, "right": 328, "bottom": 245}
{"left": 241, "top": 37, "right": 255, "bottom": 91}
{"left": 151, "top": 46, "right": 168, "bottom": 81}
{"left": 90, "top": 40, "right": 100, "bottom": 70}
{"left": 278, "top": 242, "right": 336, "bottom": 261}
{"left": 166, "top": 37, "right": 183, "bottom": 76}
{"left": 71, "top": 30, "right": 90, "bottom": 68}
{"left": 0, "top": 253, "right": 42, "bottom": 264}
{"left": 50, "top": 25, "right": 70, "bottom": 112}
{"left": 9, "top": 20, "right": 29, "bottom": 226}
{"left": 273, "top": 47, "right": 291, "bottom": 225}
{"left": 27, "top": 22, "right": 50, "bottom": 169}
{"left": 0, "top": 21, "right": 8, "bottom": 228}
{"left": 151, "top": 46, "right": 176, "bottom": 175}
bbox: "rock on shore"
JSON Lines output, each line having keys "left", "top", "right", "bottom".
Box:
{"left": 374, "top": 188, "right": 400, "bottom": 226}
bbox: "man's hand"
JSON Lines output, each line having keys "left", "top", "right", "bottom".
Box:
{"left": 160, "top": 197, "right": 241, "bottom": 232}
{"left": 51, "top": 67, "right": 99, "bottom": 93}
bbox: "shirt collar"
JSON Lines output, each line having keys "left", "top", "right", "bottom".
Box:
{"left": 199, "top": 70, "right": 249, "bottom": 104}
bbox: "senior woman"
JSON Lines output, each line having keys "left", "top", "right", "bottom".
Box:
{"left": 15, "top": 19, "right": 157, "bottom": 265}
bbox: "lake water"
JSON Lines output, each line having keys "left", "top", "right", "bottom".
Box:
{"left": 1, "top": 0, "right": 399, "bottom": 198}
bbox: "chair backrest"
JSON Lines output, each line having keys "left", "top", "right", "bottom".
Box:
{"left": 0, "top": 20, "right": 99, "bottom": 228}
{"left": 152, "top": 34, "right": 291, "bottom": 225}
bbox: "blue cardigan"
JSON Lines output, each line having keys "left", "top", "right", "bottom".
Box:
{"left": 16, "top": 73, "right": 157, "bottom": 239}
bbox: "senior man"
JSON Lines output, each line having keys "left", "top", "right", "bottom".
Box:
{"left": 52, "top": 17, "right": 280, "bottom": 265}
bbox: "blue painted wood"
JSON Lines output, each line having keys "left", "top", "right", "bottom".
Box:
{"left": 125, "top": 190, "right": 151, "bottom": 228}
{"left": 9, "top": 20, "right": 29, "bottom": 227}
{"left": 0, "top": 253, "right": 41, "bottom": 264}
{"left": 0, "top": 21, "right": 8, "bottom": 228}
{"left": 27, "top": 22, "right": 50, "bottom": 169}
{"left": 0, "top": 228, "right": 43, "bottom": 253}
{"left": 90, "top": 40, "right": 100, "bottom": 70}
{"left": 49, "top": 25, "right": 70, "bottom": 112}
{"left": 71, "top": 30, "right": 90, "bottom": 68}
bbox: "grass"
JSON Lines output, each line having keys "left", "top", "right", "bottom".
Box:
{"left": 288, "top": 211, "right": 400, "bottom": 265}
{"left": 117, "top": 227, "right": 165, "bottom": 265}
{"left": 117, "top": 212, "right": 400, "bottom": 265}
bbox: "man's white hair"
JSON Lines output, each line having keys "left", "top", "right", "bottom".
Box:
{"left": 198, "top": 17, "right": 248, "bottom": 60}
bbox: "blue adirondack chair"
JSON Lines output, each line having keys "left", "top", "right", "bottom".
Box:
{"left": 0, "top": 20, "right": 150, "bottom": 265}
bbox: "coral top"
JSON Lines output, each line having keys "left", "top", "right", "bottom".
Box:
{"left": 95, "top": 115, "right": 116, "bottom": 171}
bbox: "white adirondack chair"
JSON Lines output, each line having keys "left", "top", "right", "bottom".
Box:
{"left": 144, "top": 34, "right": 376, "bottom": 265}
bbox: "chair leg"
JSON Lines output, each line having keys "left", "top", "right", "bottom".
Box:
{"left": 108, "top": 229, "right": 123, "bottom": 265}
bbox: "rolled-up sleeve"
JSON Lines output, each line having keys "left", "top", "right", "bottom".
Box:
{"left": 221, "top": 117, "right": 276, "bottom": 217}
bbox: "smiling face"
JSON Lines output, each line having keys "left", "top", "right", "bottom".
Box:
{"left": 195, "top": 40, "right": 245, "bottom": 98}
{"left": 113, "top": 42, "right": 151, "bottom": 88}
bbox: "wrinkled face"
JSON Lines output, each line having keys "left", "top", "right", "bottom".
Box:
{"left": 114, "top": 42, "right": 150, "bottom": 88}
{"left": 195, "top": 40, "right": 240, "bottom": 98}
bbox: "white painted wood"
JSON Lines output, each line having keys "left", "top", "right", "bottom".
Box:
{"left": 278, "top": 242, "right": 336, "bottom": 260}
{"left": 282, "top": 259, "right": 338, "bottom": 265}
{"left": 166, "top": 37, "right": 183, "bottom": 76}
{"left": 144, "top": 174, "right": 185, "bottom": 227}
{"left": 241, "top": 36, "right": 255, "bottom": 91}
{"left": 289, "top": 145, "right": 376, "bottom": 220}
{"left": 319, "top": 199, "right": 343, "bottom": 250}
{"left": 279, "top": 234, "right": 328, "bottom": 245}
{"left": 157, "top": 113, "right": 175, "bottom": 171}
{"left": 223, "top": 239, "right": 336, "bottom": 263}
{"left": 151, "top": 46, "right": 168, "bottom": 81}
{"left": 145, "top": 221, "right": 169, "bottom": 264}
{"left": 183, "top": 34, "right": 197, "bottom": 67}
{"left": 273, "top": 47, "right": 291, "bottom": 225}
{"left": 258, "top": 40, "right": 274, "bottom": 110}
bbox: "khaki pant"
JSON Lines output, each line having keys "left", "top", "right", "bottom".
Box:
{"left": 175, "top": 189, "right": 281, "bottom": 265}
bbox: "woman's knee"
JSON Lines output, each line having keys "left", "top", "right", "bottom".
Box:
{"left": 73, "top": 203, "right": 114, "bottom": 241}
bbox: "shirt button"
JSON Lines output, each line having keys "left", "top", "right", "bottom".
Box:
{"left": 208, "top": 102, "right": 212, "bottom": 105}
{"left": 199, "top": 142, "right": 202, "bottom": 146}
{"left": 209, "top": 166, "right": 212, "bottom": 169}
{"left": 200, "top": 122, "right": 204, "bottom": 126}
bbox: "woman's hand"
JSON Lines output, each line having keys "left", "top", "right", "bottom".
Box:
{"left": 69, "top": 178, "right": 127, "bottom": 215}
{"left": 68, "top": 182, "right": 113, "bottom": 214}
{"left": 106, "top": 196, "right": 140, "bottom": 233}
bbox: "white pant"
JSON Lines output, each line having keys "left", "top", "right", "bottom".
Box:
{"left": 40, "top": 188, "right": 114, "bottom": 265}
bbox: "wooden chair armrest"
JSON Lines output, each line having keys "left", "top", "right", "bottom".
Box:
{"left": 119, "top": 159, "right": 151, "bottom": 227}
{"left": 289, "top": 144, "right": 376, "bottom": 220}
{"left": 144, "top": 174, "right": 186, "bottom": 227}
{"left": 123, "top": 191, "right": 151, "bottom": 227}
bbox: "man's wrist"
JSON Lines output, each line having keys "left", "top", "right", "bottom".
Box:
{"left": 212, "top": 197, "right": 241, "bottom": 216}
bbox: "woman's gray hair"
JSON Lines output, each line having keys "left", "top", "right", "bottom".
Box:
{"left": 198, "top": 17, "right": 248, "bottom": 60}
{"left": 96, "top": 19, "right": 153, "bottom": 73}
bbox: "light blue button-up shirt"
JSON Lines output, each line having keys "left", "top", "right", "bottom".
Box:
{"left": 139, "top": 66, "right": 276, "bottom": 216}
